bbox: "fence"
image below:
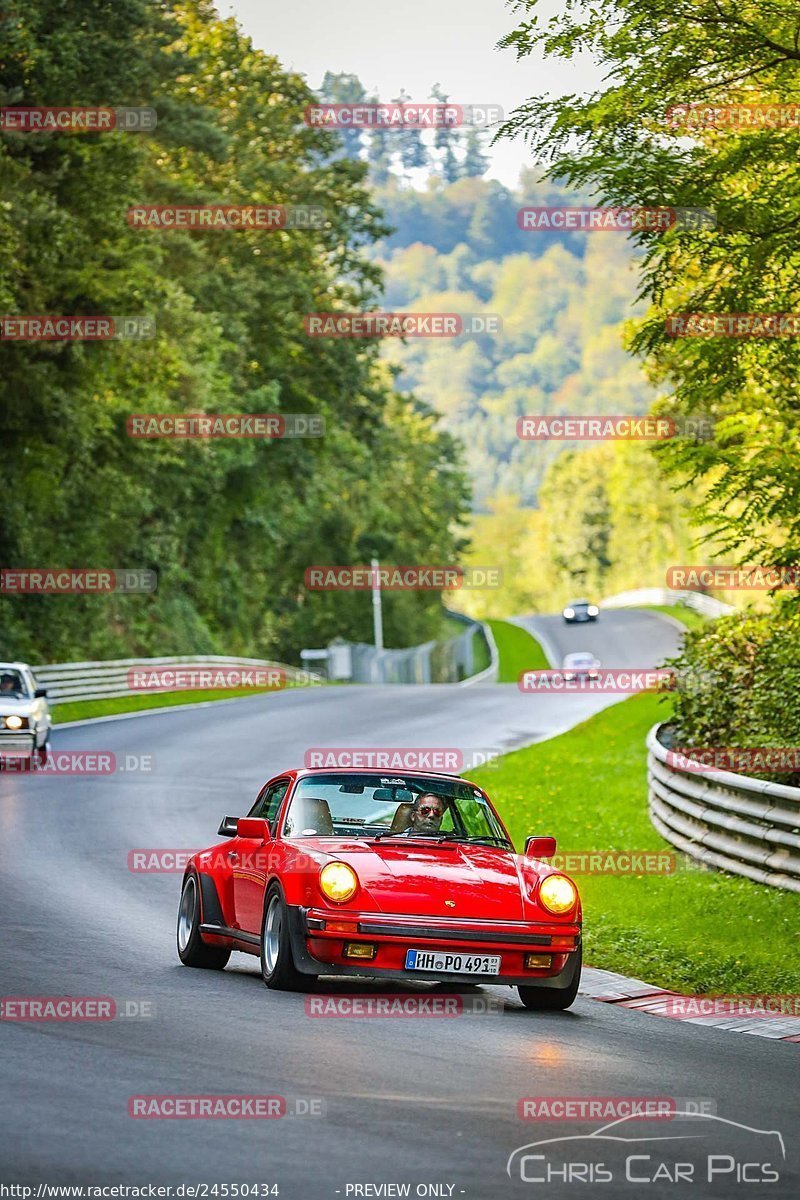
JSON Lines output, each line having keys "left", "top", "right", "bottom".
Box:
{"left": 343, "top": 613, "right": 497, "bottom": 685}
{"left": 603, "top": 587, "right": 735, "bottom": 618}
{"left": 34, "top": 655, "right": 315, "bottom": 704}
{"left": 647, "top": 723, "right": 800, "bottom": 893}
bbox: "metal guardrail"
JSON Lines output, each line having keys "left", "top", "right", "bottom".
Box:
{"left": 34, "top": 656, "right": 314, "bottom": 704}
{"left": 603, "top": 587, "right": 735, "bottom": 618}
{"left": 647, "top": 722, "right": 800, "bottom": 893}
{"left": 343, "top": 613, "right": 497, "bottom": 685}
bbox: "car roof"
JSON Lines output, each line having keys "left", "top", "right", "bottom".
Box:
{"left": 0, "top": 662, "right": 32, "bottom": 672}
{"left": 567, "top": 598, "right": 590, "bottom": 605}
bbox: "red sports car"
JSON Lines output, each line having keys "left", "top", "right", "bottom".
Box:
{"left": 176, "top": 768, "right": 582, "bottom": 1009}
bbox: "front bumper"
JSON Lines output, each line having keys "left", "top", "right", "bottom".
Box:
{"left": 0, "top": 731, "right": 36, "bottom": 759}
{"left": 287, "top": 906, "right": 582, "bottom": 989}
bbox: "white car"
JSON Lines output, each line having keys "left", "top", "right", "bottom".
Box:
{"left": 561, "top": 651, "right": 600, "bottom": 681}
{"left": 0, "top": 663, "right": 52, "bottom": 763}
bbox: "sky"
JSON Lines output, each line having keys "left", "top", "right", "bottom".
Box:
{"left": 222, "top": 0, "right": 603, "bottom": 189}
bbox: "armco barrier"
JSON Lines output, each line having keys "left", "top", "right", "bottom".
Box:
{"left": 603, "top": 587, "right": 734, "bottom": 618}
{"left": 342, "top": 612, "right": 497, "bottom": 685}
{"left": 34, "top": 656, "right": 315, "bottom": 704}
{"left": 647, "top": 723, "right": 800, "bottom": 893}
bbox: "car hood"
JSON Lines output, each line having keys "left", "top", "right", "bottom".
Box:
{"left": 310, "top": 838, "right": 530, "bottom": 920}
{"left": 0, "top": 698, "right": 36, "bottom": 716}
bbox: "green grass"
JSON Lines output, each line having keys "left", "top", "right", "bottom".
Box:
{"left": 471, "top": 691, "right": 800, "bottom": 994}
{"left": 52, "top": 681, "right": 316, "bottom": 725}
{"left": 645, "top": 604, "right": 709, "bottom": 632}
{"left": 485, "top": 618, "right": 549, "bottom": 682}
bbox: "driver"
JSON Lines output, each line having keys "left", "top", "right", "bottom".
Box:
{"left": 0, "top": 674, "right": 18, "bottom": 694}
{"left": 405, "top": 792, "right": 446, "bottom": 836}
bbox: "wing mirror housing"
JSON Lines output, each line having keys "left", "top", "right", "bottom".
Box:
{"left": 236, "top": 817, "right": 270, "bottom": 841}
{"left": 525, "top": 835, "right": 557, "bottom": 859}
{"left": 35, "top": 687, "right": 48, "bottom": 698}
{"left": 217, "top": 815, "right": 240, "bottom": 837}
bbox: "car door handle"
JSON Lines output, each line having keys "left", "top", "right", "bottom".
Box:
{"left": 228, "top": 851, "right": 239, "bottom": 862}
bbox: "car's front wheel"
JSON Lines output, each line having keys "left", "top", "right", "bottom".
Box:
{"left": 260, "top": 885, "right": 306, "bottom": 991}
{"left": 517, "top": 946, "right": 581, "bottom": 1011}
{"left": 177, "top": 872, "right": 230, "bottom": 969}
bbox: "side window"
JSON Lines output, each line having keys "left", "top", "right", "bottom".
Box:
{"left": 250, "top": 780, "right": 290, "bottom": 833}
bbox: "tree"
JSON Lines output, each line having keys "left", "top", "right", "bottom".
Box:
{"left": 462, "top": 129, "right": 489, "bottom": 178}
{"left": 393, "top": 88, "right": 428, "bottom": 177}
{"left": 498, "top": 0, "right": 800, "bottom": 575}
{"left": 0, "top": 0, "right": 470, "bottom": 662}
{"left": 430, "top": 82, "right": 463, "bottom": 184}
{"left": 318, "top": 71, "right": 367, "bottom": 162}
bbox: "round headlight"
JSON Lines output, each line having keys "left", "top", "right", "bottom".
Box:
{"left": 319, "top": 861, "right": 358, "bottom": 903}
{"left": 564, "top": 608, "right": 574, "bottom": 618}
{"left": 539, "top": 874, "right": 577, "bottom": 914}
{"left": 5, "top": 715, "right": 23, "bottom": 730}
{"left": 588, "top": 605, "right": 599, "bottom": 616}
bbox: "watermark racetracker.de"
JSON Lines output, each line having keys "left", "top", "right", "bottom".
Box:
{"left": 1, "top": 568, "right": 157, "bottom": 593}
{"left": 305, "top": 565, "right": 501, "bottom": 590}
{"left": 127, "top": 414, "right": 324, "bottom": 439}
{"left": 304, "top": 312, "right": 501, "bottom": 337}
{"left": 0, "top": 316, "right": 155, "bottom": 340}
{"left": 0, "top": 106, "right": 157, "bottom": 132}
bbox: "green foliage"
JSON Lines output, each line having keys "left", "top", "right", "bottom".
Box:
{"left": 0, "top": 0, "right": 469, "bottom": 663}
{"left": 499, "top": 0, "right": 800, "bottom": 569}
{"left": 375, "top": 176, "right": 653, "bottom": 511}
{"left": 458, "top": 443, "right": 702, "bottom": 618}
{"left": 665, "top": 598, "right": 800, "bottom": 783}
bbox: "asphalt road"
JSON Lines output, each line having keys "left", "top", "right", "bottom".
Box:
{"left": 1, "top": 610, "right": 797, "bottom": 1198}
{"left": 514, "top": 607, "right": 684, "bottom": 671}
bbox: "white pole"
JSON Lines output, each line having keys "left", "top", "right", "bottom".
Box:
{"left": 371, "top": 557, "right": 384, "bottom": 650}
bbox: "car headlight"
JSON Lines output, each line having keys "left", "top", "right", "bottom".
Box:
{"left": 587, "top": 605, "right": 599, "bottom": 616}
{"left": 4, "top": 715, "right": 24, "bottom": 731}
{"left": 563, "top": 608, "right": 574, "bottom": 618}
{"left": 319, "top": 861, "right": 359, "bottom": 903}
{"left": 539, "top": 874, "right": 577, "bottom": 914}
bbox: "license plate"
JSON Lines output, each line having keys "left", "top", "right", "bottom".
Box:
{"left": 404, "top": 948, "right": 501, "bottom": 975}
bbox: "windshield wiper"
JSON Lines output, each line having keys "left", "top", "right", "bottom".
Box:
{"left": 371, "top": 831, "right": 457, "bottom": 842}
{"left": 371, "top": 831, "right": 512, "bottom": 848}
{"left": 460, "top": 835, "right": 514, "bottom": 848}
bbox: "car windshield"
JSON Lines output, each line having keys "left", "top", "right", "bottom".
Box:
{"left": 0, "top": 669, "right": 29, "bottom": 699}
{"left": 565, "top": 654, "right": 594, "bottom": 667}
{"left": 282, "top": 774, "right": 513, "bottom": 846}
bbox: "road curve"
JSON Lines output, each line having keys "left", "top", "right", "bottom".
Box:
{"left": 513, "top": 606, "right": 684, "bottom": 671}
{"left": 1, "top": 611, "right": 797, "bottom": 1197}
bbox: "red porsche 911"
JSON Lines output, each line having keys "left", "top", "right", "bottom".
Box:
{"left": 176, "top": 768, "right": 582, "bottom": 1009}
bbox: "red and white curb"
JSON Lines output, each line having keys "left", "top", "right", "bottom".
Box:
{"left": 580, "top": 967, "right": 800, "bottom": 1043}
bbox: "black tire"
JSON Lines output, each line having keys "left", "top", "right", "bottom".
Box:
{"left": 36, "top": 739, "right": 50, "bottom": 766}
{"left": 177, "top": 872, "right": 230, "bottom": 969}
{"left": 517, "top": 946, "right": 582, "bottom": 1011}
{"left": 260, "top": 884, "right": 306, "bottom": 991}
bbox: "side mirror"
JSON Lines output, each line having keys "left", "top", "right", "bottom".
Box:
{"left": 35, "top": 687, "right": 48, "bottom": 699}
{"left": 217, "top": 815, "right": 240, "bottom": 837}
{"left": 525, "top": 835, "right": 557, "bottom": 859}
{"left": 236, "top": 817, "right": 270, "bottom": 842}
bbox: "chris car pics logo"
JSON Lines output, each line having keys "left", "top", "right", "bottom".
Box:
{"left": 507, "top": 1112, "right": 785, "bottom": 1185}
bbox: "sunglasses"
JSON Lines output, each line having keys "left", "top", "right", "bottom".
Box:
{"left": 417, "top": 805, "right": 443, "bottom": 817}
